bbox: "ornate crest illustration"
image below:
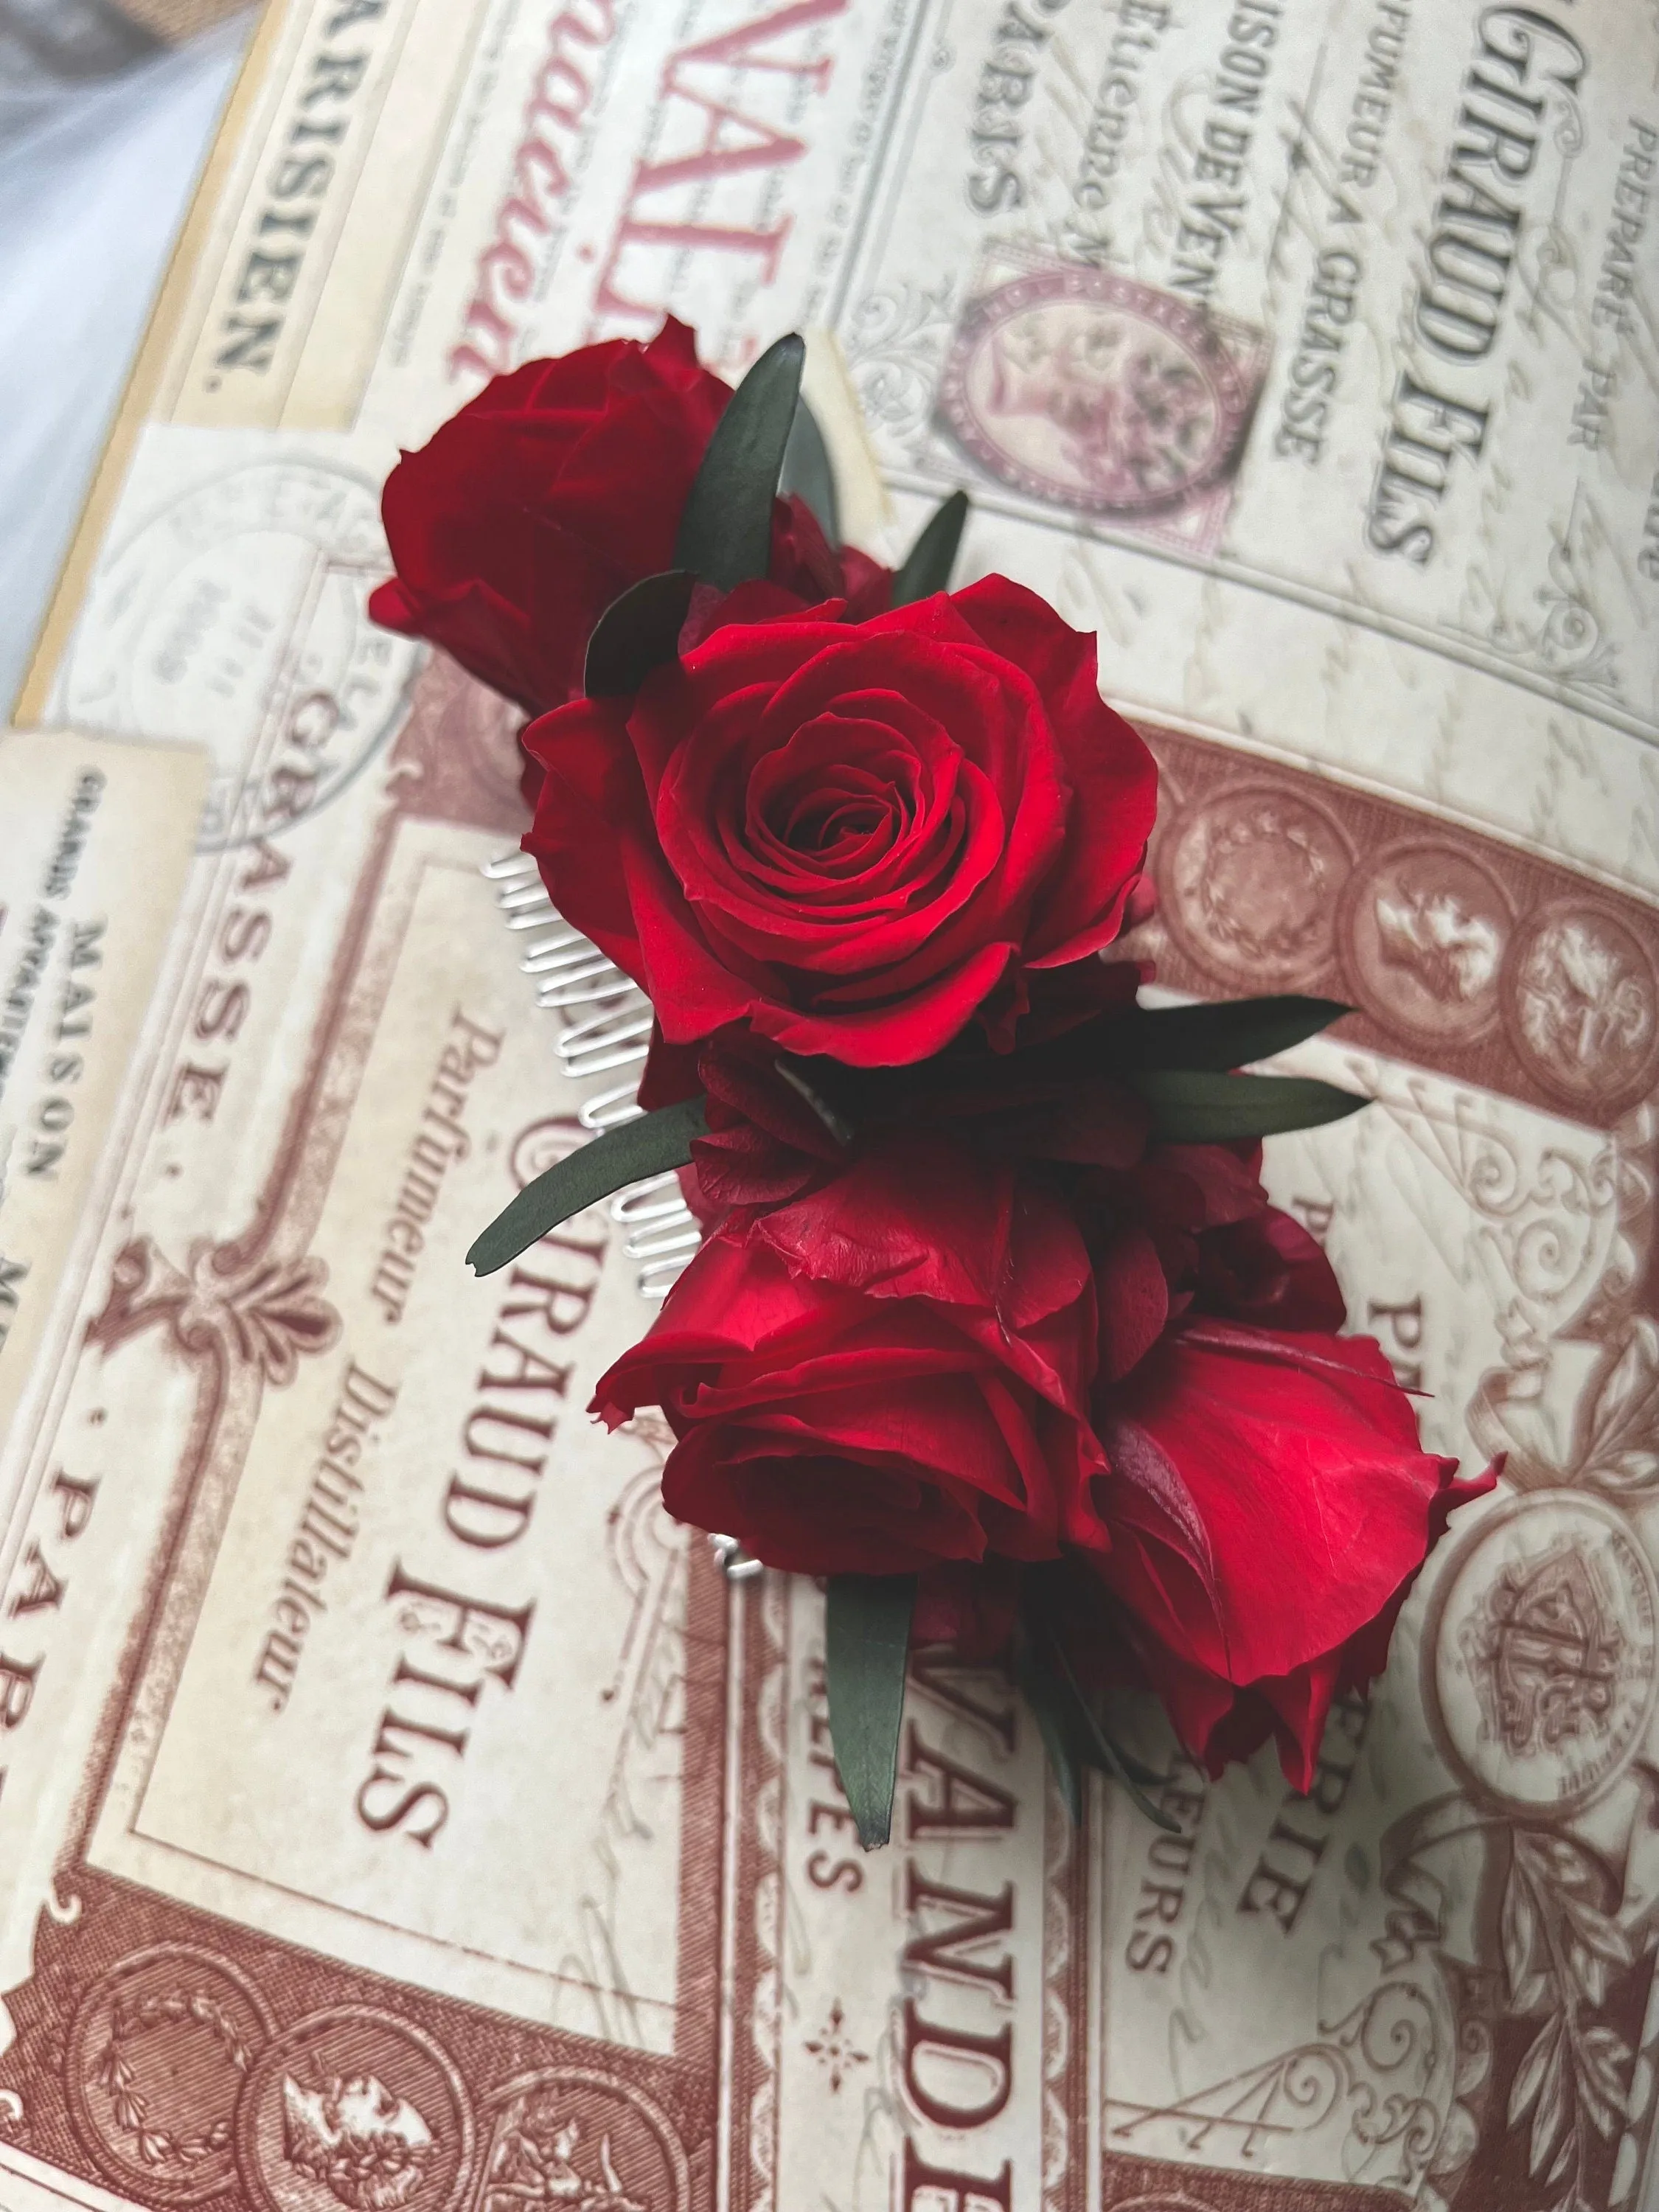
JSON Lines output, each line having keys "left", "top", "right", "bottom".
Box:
{"left": 1464, "top": 1540, "right": 1624, "bottom": 1761}
{"left": 1429, "top": 1494, "right": 1659, "bottom": 1815}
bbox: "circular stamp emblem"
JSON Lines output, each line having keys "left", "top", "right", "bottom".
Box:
{"left": 476, "top": 2067, "right": 691, "bottom": 2211}
{"left": 1161, "top": 783, "right": 1349, "bottom": 991}
{"left": 1501, "top": 899, "right": 1659, "bottom": 1113}
{"left": 233, "top": 2007, "right": 473, "bottom": 2212}
{"left": 60, "top": 459, "right": 421, "bottom": 852}
{"left": 1342, "top": 843, "right": 1512, "bottom": 1048}
{"left": 938, "top": 268, "right": 1256, "bottom": 514}
{"left": 1425, "top": 1491, "right": 1659, "bottom": 1815}
{"left": 66, "top": 1943, "right": 276, "bottom": 2204}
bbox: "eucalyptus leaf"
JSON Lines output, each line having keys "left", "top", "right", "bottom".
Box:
{"left": 675, "top": 333, "right": 805, "bottom": 591}
{"left": 467, "top": 1096, "right": 708, "bottom": 1278}
{"left": 583, "top": 570, "right": 695, "bottom": 697}
{"left": 826, "top": 1573, "right": 915, "bottom": 1849}
{"left": 1131, "top": 1068, "right": 1367, "bottom": 1144}
{"left": 779, "top": 395, "right": 840, "bottom": 546}
{"left": 1109, "top": 995, "right": 1350, "bottom": 1072}
{"left": 891, "top": 489, "right": 969, "bottom": 605}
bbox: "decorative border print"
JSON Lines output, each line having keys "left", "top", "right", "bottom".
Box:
{"left": 0, "top": 658, "right": 728, "bottom": 2212}
{"left": 1139, "top": 737, "right": 1659, "bottom": 1127}
{"left": 1099, "top": 726, "right": 1659, "bottom": 2212}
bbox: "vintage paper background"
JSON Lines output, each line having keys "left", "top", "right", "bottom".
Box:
{"left": 0, "top": 728, "right": 206, "bottom": 1461}
{"left": 1, "top": 2, "right": 1658, "bottom": 2208}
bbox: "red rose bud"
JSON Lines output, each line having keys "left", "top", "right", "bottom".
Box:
{"left": 1074, "top": 1326, "right": 1496, "bottom": 1791}
{"left": 683, "top": 1027, "right": 849, "bottom": 1222}
{"left": 591, "top": 1155, "right": 1105, "bottom": 1579}
{"left": 768, "top": 493, "right": 893, "bottom": 621}
{"left": 1082, "top": 1140, "right": 1347, "bottom": 1382}
{"left": 912, "top": 1558, "right": 1022, "bottom": 1662}
{"left": 523, "top": 577, "right": 1157, "bottom": 1068}
{"left": 369, "top": 324, "right": 894, "bottom": 740}
{"left": 369, "top": 318, "right": 730, "bottom": 717}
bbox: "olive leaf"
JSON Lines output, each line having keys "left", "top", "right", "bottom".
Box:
{"left": 675, "top": 333, "right": 805, "bottom": 591}
{"left": 584, "top": 570, "right": 695, "bottom": 697}
{"left": 467, "top": 1096, "right": 708, "bottom": 1277}
{"left": 1105, "top": 995, "right": 1351, "bottom": 1072}
{"left": 1043, "top": 1638, "right": 1179, "bottom": 1831}
{"left": 891, "top": 490, "right": 970, "bottom": 605}
{"left": 825, "top": 1573, "right": 915, "bottom": 1849}
{"left": 1014, "top": 1644, "right": 1082, "bottom": 1823}
{"left": 779, "top": 394, "right": 840, "bottom": 545}
{"left": 1130, "top": 1068, "right": 1367, "bottom": 1143}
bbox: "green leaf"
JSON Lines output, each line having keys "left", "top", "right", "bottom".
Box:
{"left": 467, "top": 1096, "right": 708, "bottom": 1278}
{"left": 779, "top": 395, "right": 840, "bottom": 545}
{"left": 826, "top": 1573, "right": 915, "bottom": 1849}
{"left": 1015, "top": 1646, "right": 1082, "bottom": 1823}
{"left": 1110, "top": 995, "right": 1351, "bottom": 1072}
{"left": 1130, "top": 1067, "right": 1367, "bottom": 1143}
{"left": 584, "top": 570, "right": 695, "bottom": 697}
{"left": 675, "top": 333, "right": 805, "bottom": 591}
{"left": 1043, "top": 1640, "right": 1179, "bottom": 1831}
{"left": 890, "top": 490, "right": 969, "bottom": 605}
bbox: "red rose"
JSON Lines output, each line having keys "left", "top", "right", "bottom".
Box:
{"left": 1073, "top": 1327, "right": 1495, "bottom": 1788}
{"left": 524, "top": 577, "right": 1158, "bottom": 1066}
{"left": 681, "top": 1026, "right": 849, "bottom": 1219}
{"left": 1082, "top": 1140, "right": 1345, "bottom": 1384}
{"left": 912, "top": 1559, "right": 1022, "bottom": 1661}
{"left": 370, "top": 319, "right": 731, "bottom": 716}
{"left": 767, "top": 493, "right": 893, "bottom": 622}
{"left": 592, "top": 1133, "right": 1104, "bottom": 1576}
{"left": 371, "top": 322, "right": 897, "bottom": 729}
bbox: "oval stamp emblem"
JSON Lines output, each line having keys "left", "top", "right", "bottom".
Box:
{"left": 938, "top": 268, "right": 1259, "bottom": 515}
{"left": 1342, "top": 842, "right": 1512, "bottom": 1048}
{"left": 1160, "top": 782, "right": 1349, "bottom": 991}
{"left": 1425, "top": 1492, "right": 1659, "bottom": 1815}
{"left": 1501, "top": 898, "right": 1659, "bottom": 1113}
{"left": 234, "top": 2006, "right": 473, "bottom": 2212}
{"left": 66, "top": 1943, "right": 276, "bottom": 2204}
{"left": 60, "top": 456, "right": 421, "bottom": 852}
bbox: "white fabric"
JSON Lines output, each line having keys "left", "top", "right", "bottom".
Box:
{"left": 0, "top": 13, "right": 251, "bottom": 716}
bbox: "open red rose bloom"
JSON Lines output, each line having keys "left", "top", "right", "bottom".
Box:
{"left": 377, "top": 324, "right": 1496, "bottom": 1825}
{"left": 524, "top": 576, "right": 1155, "bottom": 1064}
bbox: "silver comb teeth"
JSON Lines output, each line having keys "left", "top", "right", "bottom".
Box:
{"left": 486, "top": 852, "right": 760, "bottom": 1579}
{"left": 485, "top": 851, "right": 699, "bottom": 1300}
